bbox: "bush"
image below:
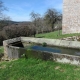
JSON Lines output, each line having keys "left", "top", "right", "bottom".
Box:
{"left": 0, "top": 31, "right": 6, "bottom": 45}
{"left": 3, "top": 25, "right": 36, "bottom": 39}
{"left": 42, "top": 42, "right": 47, "bottom": 47}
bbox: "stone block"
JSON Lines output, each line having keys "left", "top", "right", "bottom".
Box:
{"left": 69, "top": 41, "right": 80, "bottom": 48}
{"left": 62, "top": 0, "right": 80, "bottom": 34}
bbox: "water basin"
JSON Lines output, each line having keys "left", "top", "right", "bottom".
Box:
{"left": 26, "top": 45, "right": 80, "bottom": 56}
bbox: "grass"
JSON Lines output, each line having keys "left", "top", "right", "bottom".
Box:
{"left": 36, "top": 30, "right": 80, "bottom": 39}
{"left": 0, "top": 46, "right": 4, "bottom": 54}
{"left": 0, "top": 58, "right": 80, "bottom": 80}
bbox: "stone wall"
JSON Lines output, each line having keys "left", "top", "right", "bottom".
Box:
{"left": 3, "top": 37, "right": 22, "bottom": 60}
{"left": 26, "top": 50, "right": 80, "bottom": 65}
{"left": 62, "top": 0, "right": 80, "bottom": 34}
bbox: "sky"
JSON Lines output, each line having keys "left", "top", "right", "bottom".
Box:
{"left": 2, "top": 0, "right": 63, "bottom": 21}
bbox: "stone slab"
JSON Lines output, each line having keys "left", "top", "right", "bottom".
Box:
{"left": 53, "top": 39, "right": 61, "bottom": 46}
{"left": 59, "top": 40, "right": 71, "bottom": 47}
{"left": 69, "top": 41, "right": 80, "bottom": 49}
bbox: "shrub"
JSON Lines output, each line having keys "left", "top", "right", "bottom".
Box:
{"left": 42, "top": 42, "right": 47, "bottom": 47}
{"left": 3, "top": 25, "right": 36, "bottom": 39}
{"left": 25, "top": 49, "right": 32, "bottom": 59}
{"left": 0, "top": 31, "right": 6, "bottom": 45}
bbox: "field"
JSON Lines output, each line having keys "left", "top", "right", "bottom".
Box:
{"left": 0, "top": 58, "right": 80, "bottom": 80}
{"left": 36, "top": 30, "right": 80, "bottom": 39}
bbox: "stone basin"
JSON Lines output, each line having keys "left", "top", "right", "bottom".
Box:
{"left": 3, "top": 37, "right": 80, "bottom": 65}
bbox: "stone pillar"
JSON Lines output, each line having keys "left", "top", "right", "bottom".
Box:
{"left": 3, "top": 41, "right": 9, "bottom": 60}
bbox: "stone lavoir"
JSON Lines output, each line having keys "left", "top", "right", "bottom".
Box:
{"left": 3, "top": 37, "right": 80, "bottom": 65}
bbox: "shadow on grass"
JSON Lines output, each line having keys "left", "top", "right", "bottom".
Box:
{"left": 36, "top": 36, "right": 45, "bottom": 38}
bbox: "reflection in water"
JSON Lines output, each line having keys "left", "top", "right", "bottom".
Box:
{"left": 26, "top": 45, "right": 80, "bottom": 56}
{"left": 31, "top": 45, "right": 61, "bottom": 53}
{"left": 75, "top": 52, "right": 80, "bottom": 56}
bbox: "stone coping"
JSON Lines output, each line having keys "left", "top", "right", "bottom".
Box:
{"left": 3, "top": 37, "right": 80, "bottom": 49}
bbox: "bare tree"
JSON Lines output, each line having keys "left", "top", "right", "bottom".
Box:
{"left": 0, "top": 0, "right": 11, "bottom": 30}
{"left": 0, "top": 0, "right": 7, "bottom": 20}
{"left": 54, "top": 13, "right": 62, "bottom": 36}
{"left": 44, "top": 8, "right": 61, "bottom": 31}
{"left": 30, "top": 11, "right": 41, "bottom": 35}
{"left": 0, "top": 15, "right": 11, "bottom": 30}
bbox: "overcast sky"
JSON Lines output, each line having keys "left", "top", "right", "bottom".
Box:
{"left": 2, "top": 0, "right": 63, "bottom": 21}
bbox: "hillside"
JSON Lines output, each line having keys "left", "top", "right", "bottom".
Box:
{"left": 36, "top": 30, "right": 80, "bottom": 39}
{"left": 0, "top": 20, "right": 32, "bottom": 30}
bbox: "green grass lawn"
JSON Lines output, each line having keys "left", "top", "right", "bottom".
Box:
{"left": 0, "top": 58, "right": 80, "bottom": 80}
{"left": 0, "top": 46, "right": 4, "bottom": 54}
{"left": 36, "top": 30, "right": 80, "bottom": 39}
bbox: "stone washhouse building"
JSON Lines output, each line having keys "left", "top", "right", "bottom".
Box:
{"left": 62, "top": 0, "right": 80, "bottom": 34}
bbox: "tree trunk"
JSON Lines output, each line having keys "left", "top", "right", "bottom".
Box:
{"left": 52, "top": 24, "right": 54, "bottom": 31}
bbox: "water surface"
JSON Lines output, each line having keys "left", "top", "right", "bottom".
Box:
{"left": 27, "top": 45, "right": 80, "bottom": 56}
